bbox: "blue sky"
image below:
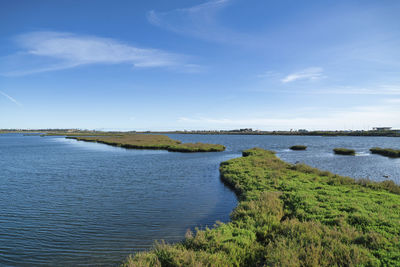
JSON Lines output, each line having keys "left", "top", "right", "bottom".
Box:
{"left": 1, "top": 0, "right": 400, "bottom": 130}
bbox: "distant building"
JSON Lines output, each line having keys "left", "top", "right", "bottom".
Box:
{"left": 373, "top": 127, "right": 392, "bottom": 131}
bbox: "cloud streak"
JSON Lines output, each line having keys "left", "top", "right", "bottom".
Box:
{"left": 281, "top": 67, "right": 324, "bottom": 83}
{"left": 0, "top": 91, "right": 22, "bottom": 106}
{"left": 147, "top": 0, "right": 256, "bottom": 45}
{"left": 1, "top": 31, "right": 191, "bottom": 76}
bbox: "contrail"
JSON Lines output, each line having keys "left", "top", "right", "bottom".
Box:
{"left": 0, "top": 90, "right": 22, "bottom": 106}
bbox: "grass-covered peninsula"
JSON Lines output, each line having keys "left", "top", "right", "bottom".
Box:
{"left": 333, "top": 148, "right": 356, "bottom": 155}
{"left": 68, "top": 134, "right": 226, "bottom": 153}
{"left": 124, "top": 148, "right": 400, "bottom": 266}
{"left": 370, "top": 147, "right": 400, "bottom": 158}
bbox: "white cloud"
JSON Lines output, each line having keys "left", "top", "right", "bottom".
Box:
{"left": 147, "top": 0, "right": 256, "bottom": 44}
{"left": 281, "top": 67, "right": 324, "bottom": 83}
{"left": 148, "top": 0, "right": 229, "bottom": 26}
{"left": 1, "top": 31, "right": 190, "bottom": 76}
{"left": 0, "top": 90, "right": 22, "bottom": 106}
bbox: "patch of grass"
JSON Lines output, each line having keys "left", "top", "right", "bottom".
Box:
{"left": 333, "top": 148, "right": 356, "bottom": 155}
{"left": 370, "top": 147, "right": 400, "bottom": 158}
{"left": 123, "top": 148, "right": 400, "bottom": 266}
{"left": 68, "top": 134, "right": 225, "bottom": 153}
{"left": 290, "top": 145, "right": 307, "bottom": 150}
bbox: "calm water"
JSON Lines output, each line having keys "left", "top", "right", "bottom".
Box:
{"left": 1, "top": 134, "right": 399, "bottom": 266}
{"left": 167, "top": 134, "right": 400, "bottom": 183}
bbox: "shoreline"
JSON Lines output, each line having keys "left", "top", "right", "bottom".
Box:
{"left": 2, "top": 130, "right": 400, "bottom": 138}
{"left": 124, "top": 148, "right": 400, "bottom": 266}
{"left": 153, "top": 131, "right": 400, "bottom": 137}
{"left": 66, "top": 135, "right": 226, "bottom": 153}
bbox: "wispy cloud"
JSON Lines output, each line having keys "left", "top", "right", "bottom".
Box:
{"left": 0, "top": 90, "right": 22, "bottom": 106}
{"left": 147, "top": 0, "right": 256, "bottom": 45}
{"left": 257, "top": 71, "right": 281, "bottom": 79}
{"left": 0, "top": 31, "right": 192, "bottom": 76}
{"left": 148, "top": 0, "right": 229, "bottom": 26}
{"left": 281, "top": 67, "right": 324, "bottom": 83}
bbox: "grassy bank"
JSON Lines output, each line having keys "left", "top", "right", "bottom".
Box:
{"left": 68, "top": 134, "right": 225, "bottom": 153}
{"left": 333, "top": 148, "right": 356, "bottom": 155}
{"left": 290, "top": 145, "right": 307, "bottom": 150}
{"left": 123, "top": 148, "right": 400, "bottom": 266}
{"left": 370, "top": 147, "right": 400, "bottom": 158}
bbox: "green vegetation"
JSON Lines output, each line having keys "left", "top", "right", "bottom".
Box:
{"left": 333, "top": 148, "right": 356, "bottom": 155}
{"left": 370, "top": 147, "right": 400, "bottom": 158}
{"left": 68, "top": 134, "right": 225, "bottom": 153}
{"left": 123, "top": 148, "right": 400, "bottom": 266}
{"left": 290, "top": 145, "right": 307, "bottom": 150}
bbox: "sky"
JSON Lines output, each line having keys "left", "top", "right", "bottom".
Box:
{"left": 1, "top": 0, "right": 400, "bottom": 131}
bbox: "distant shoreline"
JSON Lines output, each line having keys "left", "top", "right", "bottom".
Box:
{"left": 148, "top": 130, "right": 400, "bottom": 137}
{"left": 1, "top": 129, "right": 400, "bottom": 137}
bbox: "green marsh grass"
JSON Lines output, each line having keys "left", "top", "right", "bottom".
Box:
{"left": 68, "top": 134, "right": 225, "bottom": 153}
{"left": 123, "top": 148, "right": 400, "bottom": 266}
{"left": 370, "top": 147, "right": 400, "bottom": 158}
{"left": 333, "top": 148, "right": 356, "bottom": 155}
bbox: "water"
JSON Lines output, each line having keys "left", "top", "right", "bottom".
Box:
{"left": 1, "top": 133, "right": 399, "bottom": 266}
{"left": 167, "top": 134, "right": 400, "bottom": 183}
{"left": 0, "top": 134, "right": 237, "bottom": 266}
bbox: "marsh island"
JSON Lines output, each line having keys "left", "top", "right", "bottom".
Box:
{"left": 66, "top": 134, "right": 226, "bottom": 153}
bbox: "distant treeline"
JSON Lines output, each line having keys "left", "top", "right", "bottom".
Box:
{"left": 151, "top": 130, "right": 400, "bottom": 137}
